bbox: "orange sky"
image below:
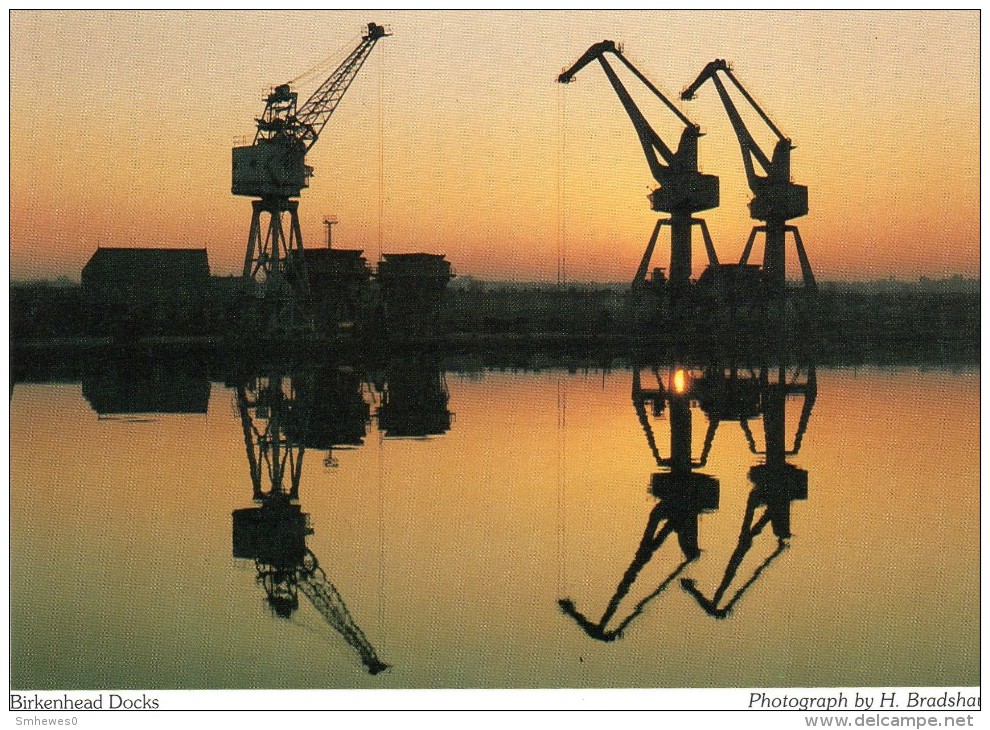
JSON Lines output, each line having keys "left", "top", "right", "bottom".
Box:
{"left": 8, "top": 10, "right": 980, "bottom": 282}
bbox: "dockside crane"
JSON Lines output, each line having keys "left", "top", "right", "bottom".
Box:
{"left": 233, "top": 22, "right": 389, "bottom": 333}
{"left": 681, "top": 60, "right": 816, "bottom": 298}
{"left": 558, "top": 42, "right": 720, "bottom": 296}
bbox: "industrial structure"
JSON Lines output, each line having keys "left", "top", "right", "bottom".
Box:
{"left": 82, "top": 356, "right": 210, "bottom": 416}
{"left": 375, "top": 358, "right": 451, "bottom": 438}
{"left": 681, "top": 357, "right": 817, "bottom": 619}
{"left": 232, "top": 490, "right": 389, "bottom": 675}
{"left": 303, "top": 248, "right": 373, "bottom": 333}
{"left": 81, "top": 247, "right": 210, "bottom": 339}
{"left": 558, "top": 364, "right": 720, "bottom": 641}
{"left": 232, "top": 368, "right": 388, "bottom": 674}
{"left": 681, "top": 60, "right": 816, "bottom": 298}
{"left": 228, "top": 360, "right": 453, "bottom": 670}
{"left": 558, "top": 41, "right": 720, "bottom": 297}
{"left": 559, "top": 312, "right": 819, "bottom": 638}
{"left": 233, "top": 23, "right": 389, "bottom": 334}
{"left": 376, "top": 253, "right": 454, "bottom": 342}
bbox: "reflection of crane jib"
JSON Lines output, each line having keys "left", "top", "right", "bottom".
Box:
{"left": 231, "top": 495, "right": 388, "bottom": 675}
{"left": 681, "top": 362, "right": 816, "bottom": 619}
{"left": 233, "top": 23, "right": 389, "bottom": 333}
{"left": 558, "top": 366, "right": 721, "bottom": 642}
{"left": 558, "top": 42, "right": 720, "bottom": 295}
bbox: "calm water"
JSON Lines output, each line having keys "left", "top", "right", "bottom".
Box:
{"left": 9, "top": 363, "right": 980, "bottom": 688}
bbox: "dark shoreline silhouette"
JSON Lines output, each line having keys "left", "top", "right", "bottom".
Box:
{"left": 10, "top": 280, "right": 979, "bottom": 366}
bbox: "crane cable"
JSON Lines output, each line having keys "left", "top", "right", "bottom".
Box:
{"left": 378, "top": 37, "right": 385, "bottom": 263}
{"left": 285, "top": 32, "right": 362, "bottom": 89}
{"left": 555, "top": 84, "right": 568, "bottom": 600}
{"left": 378, "top": 415, "right": 386, "bottom": 636}
{"left": 556, "top": 376, "right": 567, "bottom": 598}
{"left": 374, "top": 45, "right": 387, "bottom": 638}
{"left": 556, "top": 83, "right": 567, "bottom": 287}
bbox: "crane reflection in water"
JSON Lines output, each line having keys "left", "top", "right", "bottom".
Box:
{"left": 680, "top": 357, "right": 816, "bottom": 618}
{"left": 230, "top": 358, "right": 451, "bottom": 674}
{"left": 231, "top": 367, "right": 388, "bottom": 674}
{"left": 560, "top": 329, "right": 817, "bottom": 639}
{"left": 558, "top": 364, "right": 720, "bottom": 641}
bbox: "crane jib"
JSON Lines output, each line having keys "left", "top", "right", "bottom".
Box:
{"left": 232, "top": 23, "right": 389, "bottom": 200}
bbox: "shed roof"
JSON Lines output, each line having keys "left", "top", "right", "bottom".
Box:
{"left": 82, "top": 247, "right": 210, "bottom": 285}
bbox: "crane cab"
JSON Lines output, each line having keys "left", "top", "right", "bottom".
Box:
{"left": 649, "top": 172, "right": 719, "bottom": 215}
{"left": 232, "top": 142, "right": 311, "bottom": 199}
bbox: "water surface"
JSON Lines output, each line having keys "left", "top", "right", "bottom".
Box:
{"left": 9, "top": 365, "right": 979, "bottom": 688}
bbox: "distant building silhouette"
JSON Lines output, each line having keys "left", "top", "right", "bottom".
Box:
{"left": 377, "top": 253, "right": 452, "bottom": 342}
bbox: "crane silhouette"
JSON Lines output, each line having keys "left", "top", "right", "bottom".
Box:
{"left": 681, "top": 358, "right": 817, "bottom": 619}
{"left": 682, "top": 60, "right": 815, "bottom": 299}
{"left": 559, "top": 41, "right": 719, "bottom": 297}
{"left": 232, "top": 367, "right": 389, "bottom": 674}
{"left": 232, "top": 23, "right": 389, "bottom": 334}
{"left": 558, "top": 365, "right": 718, "bottom": 641}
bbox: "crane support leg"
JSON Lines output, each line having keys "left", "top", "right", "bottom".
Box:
{"left": 632, "top": 217, "right": 720, "bottom": 295}
{"left": 632, "top": 219, "right": 665, "bottom": 292}
{"left": 242, "top": 198, "right": 314, "bottom": 334}
{"left": 786, "top": 226, "right": 817, "bottom": 293}
{"left": 739, "top": 227, "right": 763, "bottom": 266}
{"left": 693, "top": 218, "right": 720, "bottom": 267}
{"left": 243, "top": 209, "right": 262, "bottom": 280}
{"left": 669, "top": 214, "right": 693, "bottom": 292}
{"left": 763, "top": 223, "right": 787, "bottom": 298}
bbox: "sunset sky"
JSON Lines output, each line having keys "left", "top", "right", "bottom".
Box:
{"left": 8, "top": 10, "right": 980, "bottom": 283}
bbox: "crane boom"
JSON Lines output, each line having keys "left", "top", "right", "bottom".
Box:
{"left": 557, "top": 41, "right": 720, "bottom": 293}
{"left": 294, "top": 23, "right": 389, "bottom": 152}
{"left": 233, "top": 22, "right": 389, "bottom": 200}
{"left": 558, "top": 42, "right": 709, "bottom": 195}
{"left": 680, "top": 60, "right": 807, "bottom": 222}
